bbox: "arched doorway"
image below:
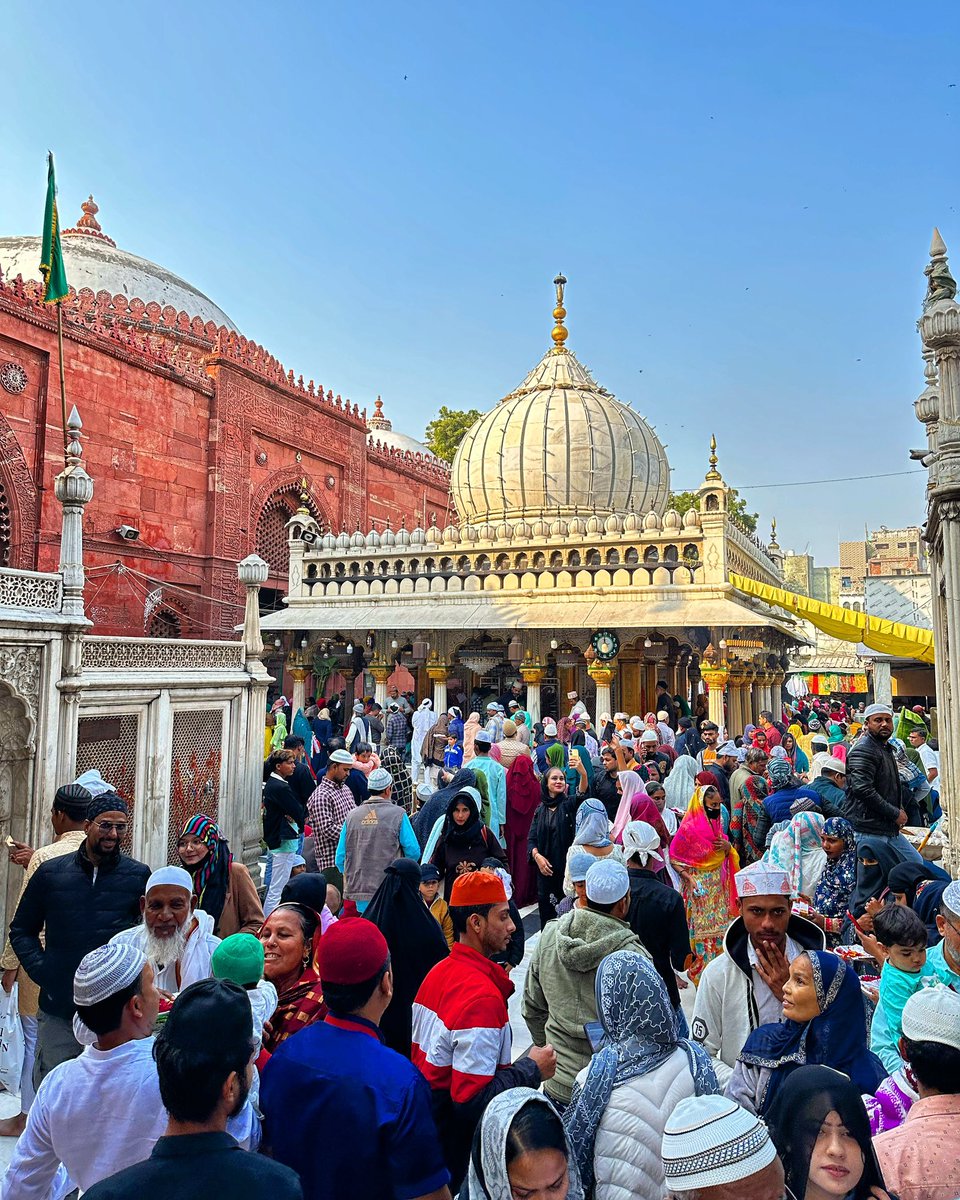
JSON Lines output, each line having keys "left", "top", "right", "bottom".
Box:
{"left": 255, "top": 484, "right": 327, "bottom": 611}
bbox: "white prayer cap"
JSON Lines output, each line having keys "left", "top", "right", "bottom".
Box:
{"left": 329, "top": 749, "right": 355, "bottom": 765}
{"left": 820, "top": 756, "right": 846, "bottom": 775}
{"left": 600, "top": 712, "right": 612, "bottom": 724}
{"left": 74, "top": 942, "right": 147, "bottom": 1007}
{"left": 640, "top": 730, "right": 659, "bottom": 744}
{"left": 942, "top": 880, "right": 960, "bottom": 918}
{"left": 367, "top": 767, "right": 393, "bottom": 792}
{"left": 416, "top": 783, "right": 434, "bottom": 801}
{"left": 568, "top": 850, "right": 595, "bottom": 883}
{"left": 146, "top": 866, "right": 193, "bottom": 894}
{"left": 734, "top": 860, "right": 791, "bottom": 898}
{"left": 74, "top": 769, "right": 115, "bottom": 798}
{"left": 811, "top": 734, "right": 829, "bottom": 747}
{"left": 486, "top": 702, "right": 498, "bottom": 711}
{"left": 585, "top": 859, "right": 630, "bottom": 904}
{"left": 657, "top": 711, "right": 669, "bottom": 721}
{"left": 630, "top": 716, "right": 644, "bottom": 730}
{"left": 352, "top": 702, "right": 365, "bottom": 713}
{"left": 614, "top": 712, "right": 628, "bottom": 721}
{"left": 662, "top": 1094, "right": 777, "bottom": 1190}
{"left": 902, "top": 984, "right": 960, "bottom": 1052}
{"left": 567, "top": 691, "right": 578, "bottom": 700}
{"left": 717, "top": 740, "right": 738, "bottom": 757}
{"left": 863, "top": 702, "right": 893, "bottom": 717}
{"left": 622, "top": 820, "right": 663, "bottom": 866}
{"left": 543, "top": 720, "right": 558, "bottom": 736}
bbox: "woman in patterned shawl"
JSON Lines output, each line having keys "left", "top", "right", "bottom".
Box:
{"left": 563, "top": 951, "right": 718, "bottom": 1197}
{"left": 811, "top": 816, "right": 857, "bottom": 946}
{"left": 259, "top": 902, "right": 326, "bottom": 1053}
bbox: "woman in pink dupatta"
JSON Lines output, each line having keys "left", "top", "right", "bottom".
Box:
{"left": 669, "top": 784, "right": 740, "bottom": 983}
{"left": 611, "top": 771, "right": 669, "bottom": 866}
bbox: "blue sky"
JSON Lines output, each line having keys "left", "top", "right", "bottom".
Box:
{"left": 4, "top": 2, "right": 957, "bottom": 561}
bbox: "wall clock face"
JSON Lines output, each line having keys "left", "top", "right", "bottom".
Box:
{"left": 591, "top": 630, "right": 620, "bottom": 661}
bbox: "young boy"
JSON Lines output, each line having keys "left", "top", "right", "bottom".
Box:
{"left": 870, "top": 904, "right": 933, "bottom": 1072}
{"left": 442, "top": 733, "right": 463, "bottom": 776}
{"left": 419, "top": 863, "right": 453, "bottom": 947}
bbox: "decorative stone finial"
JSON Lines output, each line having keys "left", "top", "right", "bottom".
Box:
{"left": 924, "top": 227, "right": 957, "bottom": 309}
{"left": 368, "top": 395, "right": 392, "bottom": 432}
{"left": 551, "top": 273, "right": 569, "bottom": 353}
{"left": 705, "top": 434, "right": 722, "bottom": 482}
{"left": 62, "top": 194, "right": 117, "bottom": 248}
{"left": 65, "top": 405, "right": 83, "bottom": 465}
{"left": 296, "top": 477, "right": 310, "bottom": 516}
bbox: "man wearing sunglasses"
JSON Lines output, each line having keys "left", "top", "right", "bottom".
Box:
{"left": 10, "top": 792, "right": 150, "bottom": 1087}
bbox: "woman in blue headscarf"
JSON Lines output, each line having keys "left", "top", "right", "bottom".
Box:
{"left": 564, "top": 951, "right": 718, "bottom": 1197}
{"left": 562, "top": 798, "right": 625, "bottom": 896}
{"left": 726, "top": 949, "right": 887, "bottom": 1116}
{"left": 811, "top": 816, "right": 857, "bottom": 946}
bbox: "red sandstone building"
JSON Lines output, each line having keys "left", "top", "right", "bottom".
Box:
{"left": 0, "top": 197, "right": 451, "bottom": 638}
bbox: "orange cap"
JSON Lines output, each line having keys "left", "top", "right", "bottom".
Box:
{"left": 449, "top": 869, "right": 507, "bottom": 907}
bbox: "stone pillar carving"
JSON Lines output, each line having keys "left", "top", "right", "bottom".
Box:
{"left": 726, "top": 664, "right": 744, "bottom": 736}
{"left": 369, "top": 660, "right": 390, "bottom": 709}
{"left": 236, "top": 557, "right": 273, "bottom": 869}
{"left": 587, "top": 660, "right": 616, "bottom": 733}
{"left": 520, "top": 662, "right": 545, "bottom": 723}
{"left": 769, "top": 670, "right": 785, "bottom": 718}
{"left": 290, "top": 667, "right": 308, "bottom": 714}
{"left": 700, "top": 663, "right": 729, "bottom": 734}
{"left": 872, "top": 660, "right": 893, "bottom": 707}
{"left": 740, "top": 666, "right": 756, "bottom": 728}
{"left": 54, "top": 407, "right": 95, "bottom": 625}
{"left": 427, "top": 661, "right": 449, "bottom": 715}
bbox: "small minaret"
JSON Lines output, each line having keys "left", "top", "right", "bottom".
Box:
{"left": 54, "top": 406, "right": 94, "bottom": 624}
{"left": 768, "top": 518, "right": 784, "bottom": 573}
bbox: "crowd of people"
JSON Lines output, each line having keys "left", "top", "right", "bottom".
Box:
{"left": 0, "top": 683, "right": 956, "bottom": 1200}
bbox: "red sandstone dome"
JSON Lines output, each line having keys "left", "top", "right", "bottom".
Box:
{"left": 0, "top": 195, "right": 450, "bottom": 640}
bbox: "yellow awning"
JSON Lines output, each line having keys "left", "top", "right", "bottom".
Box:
{"left": 729, "top": 574, "right": 936, "bottom": 665}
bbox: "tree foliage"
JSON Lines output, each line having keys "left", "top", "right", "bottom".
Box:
{"left": 424, "top": 406, "right": 483, "bottom": 462}
{"left": 668, "top": 488, "right": 759, "bottom": 534}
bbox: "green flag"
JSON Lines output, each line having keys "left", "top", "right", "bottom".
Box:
{"left": 40, "top": 152, "right": 69, "bottom": 303}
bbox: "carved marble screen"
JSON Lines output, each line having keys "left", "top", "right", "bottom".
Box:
{"left": 166, "top": 710, "right": 223, "bottom": 863}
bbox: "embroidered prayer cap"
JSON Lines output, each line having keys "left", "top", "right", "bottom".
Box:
{"left": 902, "top": 983, "right": 960, "bottom": 1052}
{"left": 161, "top": 979, "right": 252, "bottom": 1055}
{"left": 567, "top": 691, "right": 578, "bottom": 700}
{"left": 568, "top": 850, "right": 596, "bottom": 883}
{"left": 662, "top": 1094, "right": 777, "bottom": 1190}
{"left": 618, "top": 733, "right": 636, "bottom": 747}
{"left": 630, "top": 716, "right": 644, "bottom": 730}
{"left": 54, "top": 783, "right": 93, "bottom": 819}
{"left": 811, "top": 734, "right": 829, "bottom": 748}
{"left": 86, "top": 792, "right": 129, "bottom": 822}
{"left": 576, "top": 714, "right": 590, "bottom": 725}
{"left": 717, "top": 740, "right": 739, "bottom": 757}
{"left": 508, "top": 700, "right": 519, "bottom": 709}
{"left": 585, "top": 859, "right": 630, "bottom": 904}
{"left": 600, "top": 712, "right": 612, "bottom": 723}
{"left": 486, "top": 702, "right": 499, "bottom": 712}
{"left": 318, "top": 916, "right": 389, "bottom": 985}
{"left": 420, "top": 863, "right": 441, "bottom": 882}
{"left": 639, "top": 730, "right": 659, "bottom": 744}
{"left": 416, "top": 783, "right": 434, "bottom": 801}
{"left": 863, "top": 702, "right": 893, "bottom": 718}
{"left": 503, "top": 720, "right": 517, "bottom": 736}
{"left": 212, "top": 933, "right": 264, "bottom": 988}
{"left": 820, "top": 756, "right": 846, "bottom": 775}
{"left": 942, "top": 880, "right": 960, "bottom": 919}
{"left": 449, "top": 869, "right": 507, "bottom": 908}
{"left": 735, "top": 861, "right": 792, "bottom": 898}
{"left": 367, "top": 767, "right": 393, "bottom": 792}
{"left": 614, "top": 712, "right": 628, "bottom": 721}
{"left": 808, "top": 719, "right": 822, "bottom": 729}
{"left": 146, "top": 866, "right": 193, "bottom": 894}
{"left": 328, "top": 749, "right": 355, "bottom": 765}
{"left": 74, "top": 942, "right": 146, "bottom": 1006}
{"left": 767, "top": 758, "right": 793, "bottom": 784}
{"left": 474, "top": 732, "right": 493, "bottom": 747}
{"left": 622, "top": 820, "right": 664, "bottom": 865}
{"left": 542, "top": 720, "right": 558, "bottom": 736}
{"left": 657, "top": 711, "right": 669, "bottom": 721}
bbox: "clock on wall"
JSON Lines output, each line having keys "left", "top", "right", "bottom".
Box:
{"left": 591, "top": 630, "right": 620, "bottom": 661}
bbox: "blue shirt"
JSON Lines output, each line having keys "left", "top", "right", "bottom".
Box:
{"left": 261, "top": 1013, "right": 449, "bottom": 1200}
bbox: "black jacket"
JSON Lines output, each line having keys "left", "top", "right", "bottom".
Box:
{"left": 627, "top": 867, "right": 691, "bottom": 1007}
{"left": 10, "top": 845, "right": 150, "bottom": 1018}
{"left": 845, "top": 732, "right": 904, "bottom": 836}
{"left": 262, "top": 775, "right": 306, "bottom": 849}
{"left": 83, "top": 1132, "right": 302, "bottom": 1200}
{"left": 288, "top": 761, "right": 316, "bottom": 808}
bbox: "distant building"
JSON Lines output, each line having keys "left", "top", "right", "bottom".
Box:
{"left": 867, "top": 525, "right": 927, "bottom": 576}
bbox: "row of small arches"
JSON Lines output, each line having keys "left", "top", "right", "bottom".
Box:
{"left": 309, "top": 565, "right": 702, "bottom": 595}
{"left": 305, "top": 544, "right": 701, "bottom": 581}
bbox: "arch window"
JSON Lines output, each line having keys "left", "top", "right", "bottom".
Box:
{"left": 348, "top": 562, "right": 360, "bottom": 577}
{"left": 550, "top": 551, "right": 563, "bottom": 568}
{"left": 585, "top": 548, "right": 601, "bottom": 567}
{"left": 644, "top": 546, "right": 659, "bottom": 564}
{"left": 495, "top": 553, "right": 510, "bottom": 570}
{"left": 255, "top": 484, "right": 325, "bottom": 577}
{"left": 515, "top": 552, "right": 529, "bottom": 570}
{"left": 379, "top": 560, "right": 390, "bottom": 575}
{"left": 533, "top": 552, "right": 546, "bottom": 569}
{"left": 624, "top": 546, "right": 639, "bottom": 565}
{"left": 363, "top": 561, "right": 374, "bottom": 575}
{"left": 664, "top": 544, "right": 679, "bottom": 563}
{"left": 440, "top": 557, "right": 453, "bottom": 572}
{"left": 476, "top": 554, "right": 491, "bottom": 572}
{"left": 568, "top": 550, "right": 582, "bottom": 567}
{"left": 147, "top": 608, "right": 182, "bottom": 639}
{"left": 683, "top": 544, "right": 699, "bottom": 563}
{"left": 605, "top": 548, "right": 620, "bottom": 565}
{"left": 457, "top": 556, "right": 470, "bottom": 572}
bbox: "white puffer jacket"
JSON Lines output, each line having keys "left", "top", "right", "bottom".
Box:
{"left": 573, "top": 1046, "right": 698, "bottom": 1200}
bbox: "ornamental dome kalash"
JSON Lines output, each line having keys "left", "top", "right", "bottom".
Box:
{"left": 451, "top": 275, "right": 670, "bottom": 524}
{"left": 0, "top": 195, "right": 236, "bottom": 330}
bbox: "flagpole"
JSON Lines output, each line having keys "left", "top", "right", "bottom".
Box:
{"left": 56, "top": 302, "right": 69, "bottom": 461}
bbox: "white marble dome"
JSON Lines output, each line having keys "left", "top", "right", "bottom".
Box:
{"left": 451, "top": 282, "right": 670, "bottom": 524}
{"left": 0, "top": 196, "right": 236, "bottom": 330}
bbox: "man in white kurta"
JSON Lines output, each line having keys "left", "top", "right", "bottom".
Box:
{"left": 2, "top": 943, "right": 165, "bottom": 1200}
{"left": 411, "top": 699, "right": 437, "bottom": 785}
{"left": 109, "top": 867, "right": 219, "bottom": 995}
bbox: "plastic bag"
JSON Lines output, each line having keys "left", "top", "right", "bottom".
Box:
{"left": 0, "top": 983, "right": 24, "bottom": 1095}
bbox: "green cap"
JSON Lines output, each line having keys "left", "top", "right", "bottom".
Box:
{"left": 211, "top": 933, "right": 264, "bottom": 988}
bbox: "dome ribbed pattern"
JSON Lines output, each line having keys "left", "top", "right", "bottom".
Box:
{"left": 451, "top": 346, "right": 670, "bottom": 524}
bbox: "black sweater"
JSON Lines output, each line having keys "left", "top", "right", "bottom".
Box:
{"left": 10, "top": 845, "right": 150, "bottom": 1018}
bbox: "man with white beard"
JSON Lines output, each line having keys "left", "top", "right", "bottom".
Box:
{"left": 109, "top": 867, "right": 219, "bottom": 996}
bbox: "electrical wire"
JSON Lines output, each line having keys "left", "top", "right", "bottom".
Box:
{"left": 676, "top": 469, "right": 925, "bottom": 492}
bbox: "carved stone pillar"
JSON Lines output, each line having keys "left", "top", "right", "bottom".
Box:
{"left": 369, "top": 660, "right": 390, "bottom": 709}
{"left": 427, "top": 662, "right": 450, "bottom": 715}
{"left": 740, "top": 666, "right": 756, "bottom": 729}
{"left": 290, "top": 667, "right": 308, "bottom": 714}
{"left": 726, "top": 664, "right": 744, "bottom": 736}
{"left": 587, "top": 660, "right": 616, "bottom": 733}
{"left": 520, "top": 663, "right": 545, "bottom": 723}
{"left": 236, "top": 555, "right": 273, "bottom": 870}
{"left": 700, "top": 663, "right": 729, "bottom": 734}
{"left": 770, "top": 670, "right": 786, "bottom": 719}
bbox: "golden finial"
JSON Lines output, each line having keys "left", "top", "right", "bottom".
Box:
{"left": 770, "top": 517, "right": 780, "bottom": 549}
{"left": 551, "top": 273, "right": 569, "bottom": 353}
{"left": 297, "top": 477, "right": 310, "bottom": 515}
{"left": 705, "top": 434, "right": 722, "bottom": 481}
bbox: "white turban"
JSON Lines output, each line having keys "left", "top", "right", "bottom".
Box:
{"left": 621, "top": 820, "right": 663, "bottom": 866}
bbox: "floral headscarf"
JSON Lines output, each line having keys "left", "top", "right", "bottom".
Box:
{"left": 573, "top": 798, "right": 611, "bottom": 848}
{"left": 564, "top": 952, "right": 718, "bottom": 1193}
{"left": 766, "top": 812, "right": 826, "bottom": 898}
{"left": 813, "top": 817, "right": 857, "bottom": 923}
